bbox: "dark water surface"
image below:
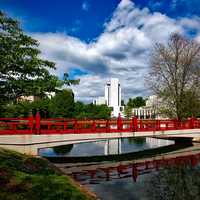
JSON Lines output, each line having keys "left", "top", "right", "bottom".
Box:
{"left": 39, "top": 137, "right": 174, "bottom": 157}
{"left": 39, "top": 138, "right": 200, "bottom": 200}
{"left": 87, "top": 163, "right": 200, "bottom": 200}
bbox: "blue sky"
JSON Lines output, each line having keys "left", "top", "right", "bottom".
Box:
{"left": 0, "top": 0, "right": 119, "bottom": 41}
{"left": 1, "top": 0, "right": 200, "bottom": 102}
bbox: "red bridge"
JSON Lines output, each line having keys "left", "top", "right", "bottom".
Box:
{"left": 0, "top": 112, "right": 200, "bottom": 155}
{"left": 0, "top": 112, "right": 199, "bottom": 135}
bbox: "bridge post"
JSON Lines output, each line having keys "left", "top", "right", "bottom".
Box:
{"left": 133, "top": 117, "right": 138, "bottom": 131}
{"left": 156, "top": 120, "right": 160, "bottom": 130}
{"left": 190, "top": 117, "right": 195, "bottom": 129}
{"left": 35, "top": 111, "right": 41, "bottom": 134}
{"left": 174, "top": 118, "right": 178, "bottom": 129}
{"left": 117, "top": 114, "right": 123, "bottom": 131}
{"left": 130, "top": 118, "right": 133, "bottom": 131}
{"left": 92, "top": 120, "right": 96, "bottom": 132}
{"left": 28, "top": 113, "right": 34, "bottom": 134}
{"left": 63, "top": 120, "right": 67, "bottom": 130}
{"left": 139, "top": 120, "right": 143, "bottom": 131}
{"left": 74, "top": 119, "right": 78, "bottom": 134}
{"left": 106, "top": 120, "right": 110, "bottom": 132}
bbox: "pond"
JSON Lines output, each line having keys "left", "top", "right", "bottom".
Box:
{"left": 39, "top": 137, "right": 174, "bottom": 157}
{"left": 84, "top": 160, "right": 200, "bottom": 200}
{"left": 40, "top": 137, "right": 199, "bottom": 200}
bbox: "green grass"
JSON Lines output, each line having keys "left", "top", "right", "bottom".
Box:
{"left": 0, "top": 148, "right": 94, "bottom": 200}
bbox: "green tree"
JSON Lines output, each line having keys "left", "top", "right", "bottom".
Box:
{"left": 74, "top": 101, "right": 85, "bottom": 118}
{"left": 127, "top": 96, "right": 146, "bottom": 108}
{"left": 74, "top": 102, "right": 111, "bottom": 119}
{"left": 124, "top": 106, "right": 132, "bottom": 118}
{"left": 0, "top": 12, "right": 79, "bottom": 104}
{"left": 49, "top": 89, "right": 75, "bottom": 118}
{"left": 0, "top": 11, "right": 56, "bottom": 101}
{"left": 3, "top": 98, "right": 51, "bottom": 118}
{"left": 0, "top": 11, "right": 80, "bottom": 117}
{"left": 94, "top": 104, "right": 111, "bottom": 119}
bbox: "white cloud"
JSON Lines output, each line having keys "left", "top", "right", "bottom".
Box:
{"left": 32, "top": 0, "right": 200, "bottom": 103}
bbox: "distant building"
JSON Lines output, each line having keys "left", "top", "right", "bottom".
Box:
{"left": 132, "top": 95, "right": 167, "bottom": 119}
{"left": 132, "top": 107, "right": 155, "bottom": 119}
{"left": 105, "top": 78, "right": 123, "bottom": 117}
{"left": 93, "top": 96, "right": 106, "bottom": 105}
{"left": 18, "top": 95, "right": 40, "bottom": 102}
{"left": 18, "top": 92, "right": 55, "bottom": 102}
{"left": 93, "top": 78, "right": 123, "bottom": 117}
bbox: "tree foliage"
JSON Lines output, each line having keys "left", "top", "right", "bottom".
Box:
{"left": 74, "top": 102, "right": 111, "bottom": 119}
{"left": 148, "top": 33, "right": 200, "bottom": 119}
{"left": 127, "top": 96, "right": 146, "bottom": 108}
{"left": 49, "top": 89, "right": 75, "bottom": 118}
{"left": 0, "top": 11, "right": 79, "bottom": 104}
{"left": 2, "top": 92, "right": 111, "bottom": 119}
{"left": 2, "top": 98, "right": 51, "bottom": 118}
{"left": 124, "top": 106, "right": 132, "bottom": 118}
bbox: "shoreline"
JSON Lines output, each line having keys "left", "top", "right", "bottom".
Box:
{"left": 0, "top": 147, "right": 97, "bottom": 200}
{"left": 41, "top": 156, "right": 99, "bottom": 200}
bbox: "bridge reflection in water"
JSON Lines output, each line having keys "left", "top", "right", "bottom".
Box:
{"left": 104, "top": 138, "right": 174, "bottom": 156}
{"left": 39, "top": 137, "right": 175, "bottom": 157}
{"left": 55, "top": 148, "right": 200, "bottom": 185}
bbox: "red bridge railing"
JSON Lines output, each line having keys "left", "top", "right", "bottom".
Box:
{"left": 0, "top": 112, "right": 200, "bottom": 135}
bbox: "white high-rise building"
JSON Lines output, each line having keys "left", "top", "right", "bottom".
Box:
{"left": 105, "top": 78, "right": 122, "bottom": 117}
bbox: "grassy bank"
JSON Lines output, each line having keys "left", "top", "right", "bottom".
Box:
{"left": 0, "top": 148, "right": 95, "bottom": 200}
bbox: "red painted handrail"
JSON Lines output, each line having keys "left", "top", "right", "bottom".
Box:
{"left": 0, "top": 112, "right": 199, "bottom": 135}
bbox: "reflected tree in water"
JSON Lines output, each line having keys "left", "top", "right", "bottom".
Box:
{"left": 146, "top": 165, "right": 200, "bottom": 200}
{"left": 53, "top": 144, "right": 73, "bottom": 155}
{"left": 128, "top": 137, "right": 146, "bottom": 145}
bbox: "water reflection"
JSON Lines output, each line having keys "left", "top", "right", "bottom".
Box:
{"left": 80, "top": 148, "right": 200, "bottom": 200}
{"left": 39, "top": 137, "right": 174, "bottom": 157}
{"left": 147, "top": 164, "right": 200, "bottom": 200}
{"left": 53, "top": 144, "right": 73, "bottom": 155}
{"left": 41, "top": 137, "right": 200, "bottom": 200}
{"left": 68, "top": 152, "right": 200, "bottom": 184}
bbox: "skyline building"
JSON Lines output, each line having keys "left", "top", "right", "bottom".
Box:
{"left": 93, "top": 78, "right": 123, "bottom": 117}
{"left": 105, "top": 78, "right": 122, "bottom": 117}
